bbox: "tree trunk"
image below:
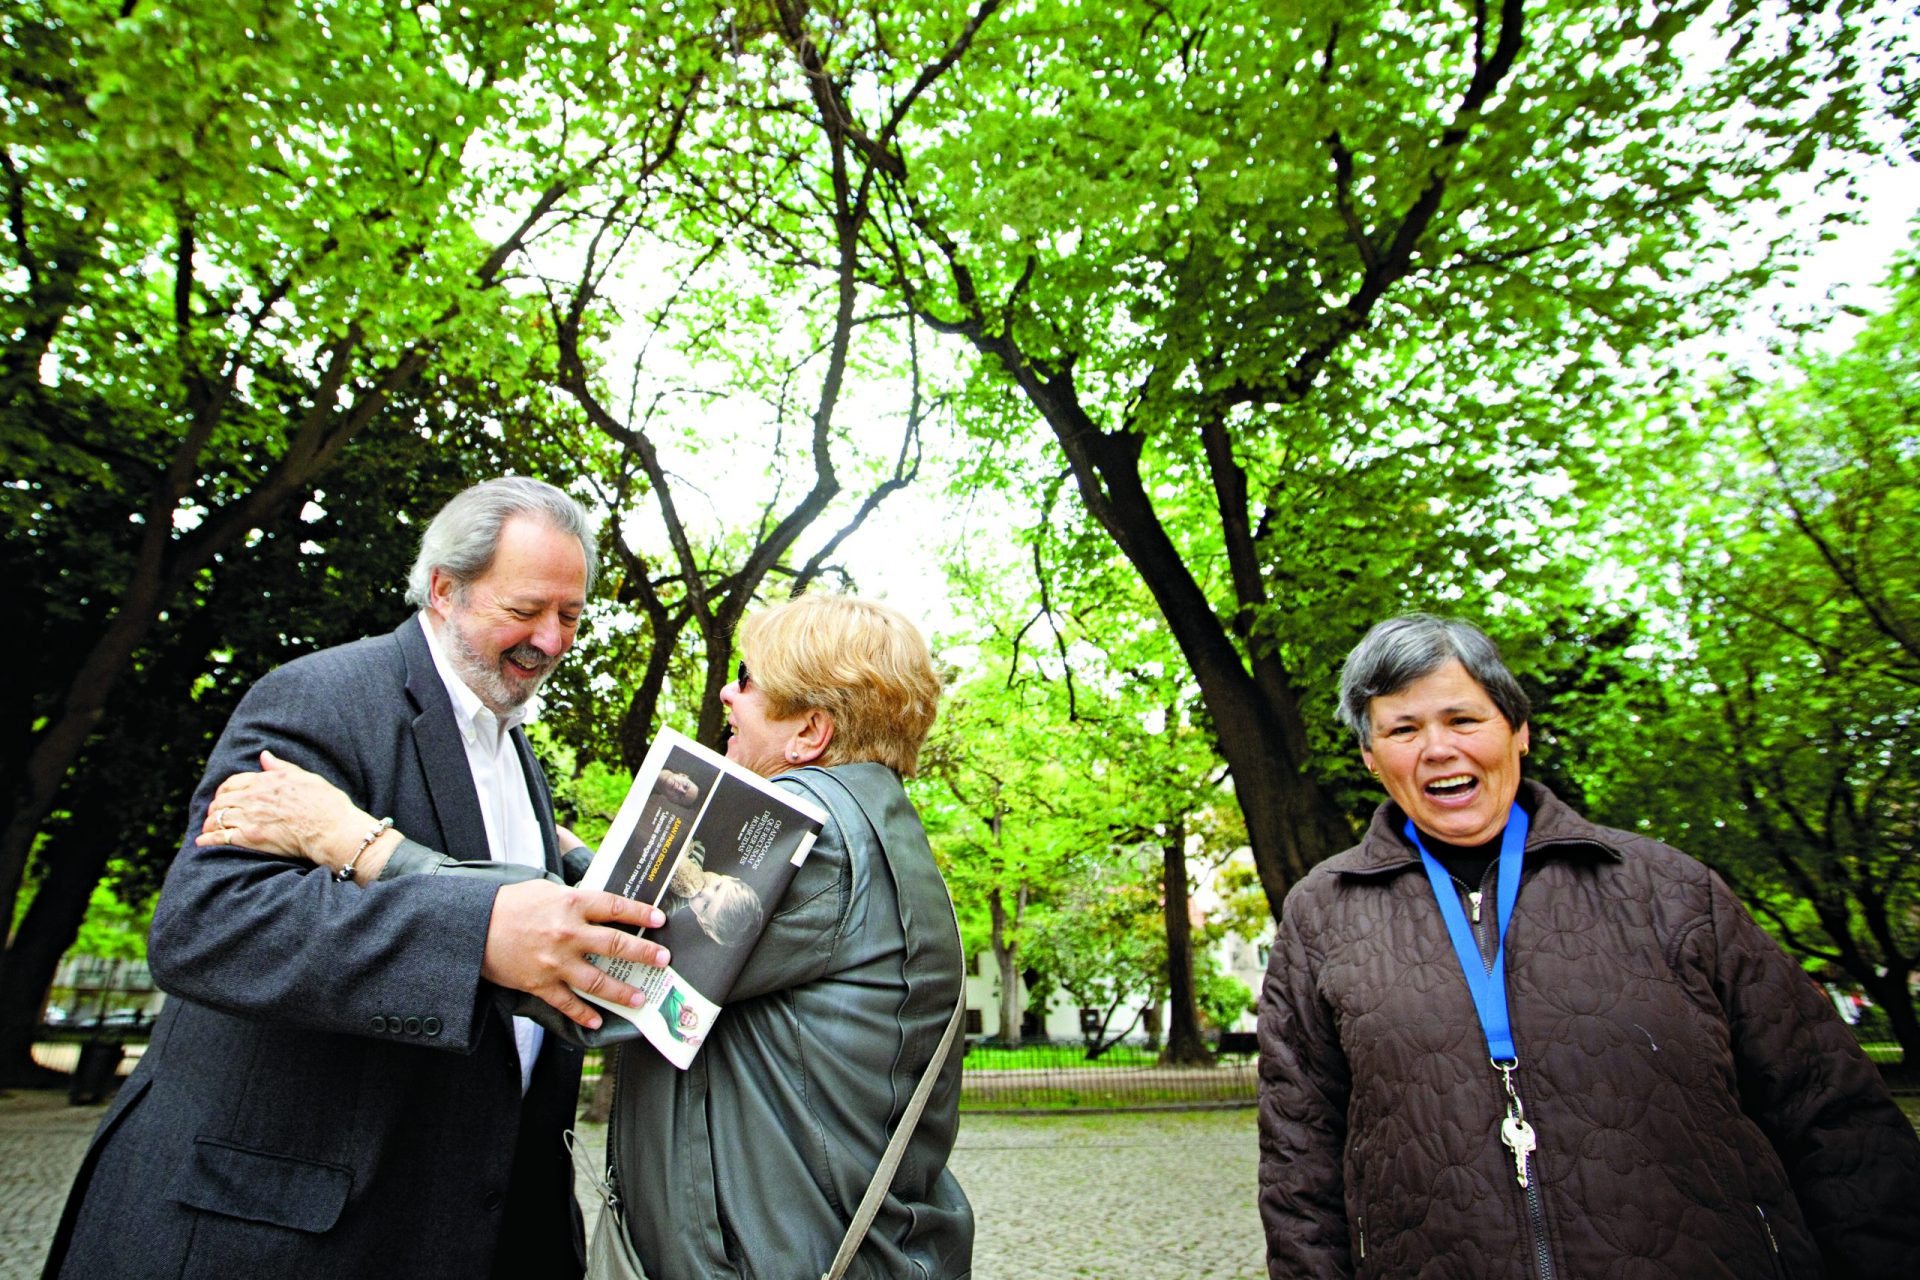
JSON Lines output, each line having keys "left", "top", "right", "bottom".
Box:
{"left": 0, "top": 621, "right": 225, "bottom": 1084}
{"left": 988, "top": 888, "right": 1021, "bottom": 1047}
{"left": 1064, "top": 428, "right": 1357, "bottom": 916}
{"left": 943, "top": 355, "right": 1357, "bottom": 921}
{"left": 617, "top": 613, "right": 690, "bottom": 772}
{"left": 0, "top": 572, "right": 175, "bottom": 952}
{"left": 0, "top": 788, "right": 125, "bottom": 1084}
{"left": 1020, "top": 967, "right": 1047, "bottom": 1041}
{"left": 1160, "top": 821, "right": 1214, "bottom": 1066}
{"left": 1860, "top": 968, "right": 1920, "bottom": 1075}
{"left": 692, "top": 632, "right": 738, "bottom": 753}
{"left": 1083, "top": 1001, "right": 1143, "bottom": 1061}
{"left": 580, "top": 1058, "right": 616, "bottom": 1124}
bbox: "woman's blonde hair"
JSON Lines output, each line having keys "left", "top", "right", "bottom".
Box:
{"left": 737, "top": 594, "right": 941, "bottom": 776}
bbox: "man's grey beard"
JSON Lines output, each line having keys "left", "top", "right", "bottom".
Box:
{"left": 445, "top": 612, "right": 557, "bottom": 716}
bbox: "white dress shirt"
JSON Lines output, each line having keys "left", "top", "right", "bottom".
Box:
{"left": 420, "top": 611, "right": 547, "bottom": 1094}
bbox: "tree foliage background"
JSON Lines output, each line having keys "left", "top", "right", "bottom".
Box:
{"left": 5, "top": 0, "right": 1916, "bottom": 1076}
{"left": 1576, "top": 234, "right": 1920, "bottom": 1058}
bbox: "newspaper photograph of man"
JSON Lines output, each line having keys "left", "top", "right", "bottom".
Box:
{"left": 653, "top": 768, "right": 702, "bottom": 808}
{"left": 598, "top": 747, "right": 722, "bottom": 907}
{"left": 540, "top": 729, "right": 822, "bottom": 1068}
{"left": 646, "top": 765, "right": 809, "bottom": 997}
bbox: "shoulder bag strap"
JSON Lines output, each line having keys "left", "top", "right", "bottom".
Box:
{"left": 822, "top": 992, "right": 966, "bottom": 1280}
{"left": 794, "top": 768, "right": 967, "bottom": 1280}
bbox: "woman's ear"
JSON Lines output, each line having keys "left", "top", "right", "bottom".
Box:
{"left": 787, "top": 710, "right": 836, "bottom": 765}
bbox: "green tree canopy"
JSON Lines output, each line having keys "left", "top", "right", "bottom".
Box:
{"left": 1588, "top": 227, "right": 1920, "bottom": 1059}
{"left": 713, "top": 0, "right": 1911, "bottom": 915}
{"left": 1, "top": 0, "right": 623, "bottom": 962}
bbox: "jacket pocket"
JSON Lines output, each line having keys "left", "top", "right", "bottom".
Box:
{"left": 168, "top": 1137, "right": 353, "bottom": 1233}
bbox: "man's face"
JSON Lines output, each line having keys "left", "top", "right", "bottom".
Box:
{"left": 429, "top": 515, "right": 588, "bottom": 716}
{"left": 657, "top": 770, "right": 700, "bottom": 807}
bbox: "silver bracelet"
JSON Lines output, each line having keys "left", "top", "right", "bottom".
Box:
{"left": 334, "top": 817, "right": 394, "bottom": 884}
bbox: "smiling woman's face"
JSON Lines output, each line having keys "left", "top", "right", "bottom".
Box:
{"left": 719, "top": 671, "right": 812, "bottom": 778}
{"left": 1361, "top": 658, "right": 1529, "bottom": 847}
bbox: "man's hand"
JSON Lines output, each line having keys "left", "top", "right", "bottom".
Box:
{"left": 481, "top": 881, "right": 671, "bottom": 1029}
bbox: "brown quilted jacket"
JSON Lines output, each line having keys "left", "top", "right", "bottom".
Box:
{"left": 1257, "top": 781, "right": 1920, "bottom": 1279}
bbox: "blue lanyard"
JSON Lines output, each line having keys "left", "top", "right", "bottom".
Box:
{"left": 1410, "top": 803, "right": 1529, "bottom": 1063}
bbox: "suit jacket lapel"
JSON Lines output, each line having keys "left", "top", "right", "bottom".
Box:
{"left": 510, "top": 726, "right": 561, "bottom": 874}
{"left": 397, "top": 616, "right": 490, "bottom": 859}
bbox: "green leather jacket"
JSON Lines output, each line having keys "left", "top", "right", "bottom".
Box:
{"left": 381, "top": 761, "right": 974, "bottom": 1279}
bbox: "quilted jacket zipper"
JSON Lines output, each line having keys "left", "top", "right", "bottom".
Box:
{"left": 1465, "top": 866, "right": 1557, "bottom": 1280}
{"left": 1756, "top": 1204, "right": 1785, "bottom": 1277}
{"left": 1517, "top": 1152, "right": 1557, "bottom": 1280}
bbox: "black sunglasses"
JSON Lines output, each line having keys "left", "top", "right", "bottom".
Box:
{"left": 736, "top": 660, "right": 750, "bottom": 689}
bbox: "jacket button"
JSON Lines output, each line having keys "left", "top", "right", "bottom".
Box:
{"left": 370, "top": 1016, "right": 387, "bottom": 1033}
{"left": 385, "top": 1014, "right": 402, "bottom": 1033}
{"left": 422, "top": 1017, "right": 441, "bottom": 1037}
{"left": 483, "top": 1191, "right": 504, "bottom": 1212}
{"left": 404, "top": 1017, "right": 421, "bottom": 1035}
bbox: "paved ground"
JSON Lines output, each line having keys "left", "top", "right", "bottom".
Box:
{"left": 0, "top": 1087, "right": 1263, "bottom": 1279}
{"left": 960, "top": 1109, "right": 1264, "bottom": 1279}
{"left": 9, "top": 1084, "right": 1918, "bottom": 1278}
{"left": 0, "top": 1091, "right": 95, "bottom": 1278}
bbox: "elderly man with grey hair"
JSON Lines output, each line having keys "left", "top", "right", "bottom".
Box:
{"left": 1257, "top": 612, "right": 1920, "bottom": 1280}
{"left": 44, "top": 477, "right": 671, "bottom": 1280}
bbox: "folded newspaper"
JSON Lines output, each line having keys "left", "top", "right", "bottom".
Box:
{"left": 574, "top": 728, "right": 824, "bottom": 1068}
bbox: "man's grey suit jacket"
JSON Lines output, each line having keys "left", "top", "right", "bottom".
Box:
{"left": 44, "top": 617, "right": 587, "bottom": 1280}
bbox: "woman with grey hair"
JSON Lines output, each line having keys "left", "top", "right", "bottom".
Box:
{"left": 1257, "top": 612, "right": 1920, "bottom": 1279}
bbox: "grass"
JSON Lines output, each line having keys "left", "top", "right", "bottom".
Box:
{"left": 960, "top": 1043, "right": 1169, "bottom": 1070}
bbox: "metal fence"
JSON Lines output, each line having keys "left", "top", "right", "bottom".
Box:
{"left": 33, "top": 1034, "right": 1910, "bottom": 1114}
{"left": 568, "top": 1037, "right": 1260, "bottom": 1112}
{"left": 957, "top": 1037, "right": 1258, "bottom": 1111}
{"left": 34, "top": 1033, "right": 1261, "bottom": 1113}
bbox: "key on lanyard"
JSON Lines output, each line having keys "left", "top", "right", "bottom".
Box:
{"left": 1501, "top": 1113, "right": 1537, "bottom": 1188}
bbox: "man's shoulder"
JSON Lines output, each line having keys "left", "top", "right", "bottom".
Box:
{"left": 261, "top": 624, "right": 412, "bottom": 686}
{"left": 242, "top": 624, "right": 419, "bottom": 718}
